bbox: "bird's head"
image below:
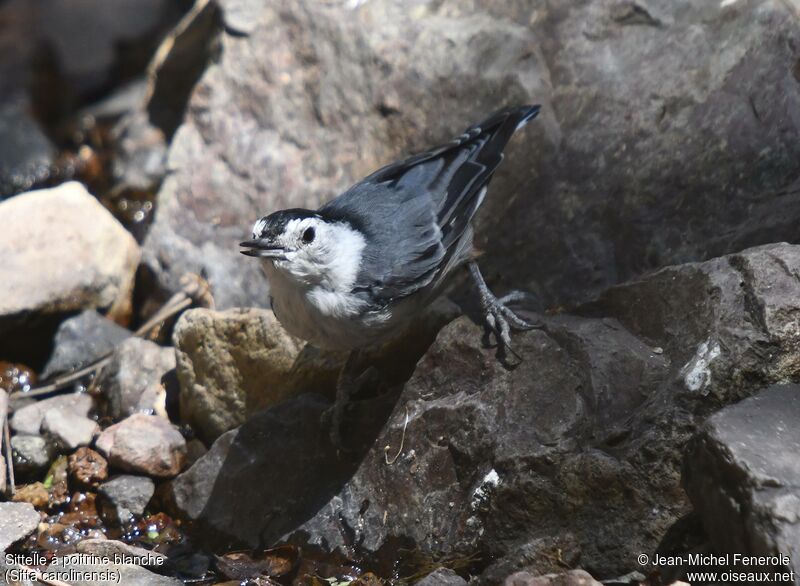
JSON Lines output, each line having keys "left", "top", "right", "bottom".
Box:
{"left": 240, "top": 208, "right": 365, "bottom": 288}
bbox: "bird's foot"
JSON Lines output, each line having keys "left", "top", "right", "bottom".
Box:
{"left": 468, "top": 263, "right": 541, "bottom": 359}
{"left": 483, "top": 291, "right": 540, "bottom": 356}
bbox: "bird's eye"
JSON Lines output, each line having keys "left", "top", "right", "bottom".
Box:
{"left": 302, "top": 227, "right": 316, "bottom": 244}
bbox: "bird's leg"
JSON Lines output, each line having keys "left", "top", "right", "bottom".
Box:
{"left": 325, "top": 349, "right": 380, "bottom": 451}
{"left": 467, "top": 261, "right": 540, "bottom": 354}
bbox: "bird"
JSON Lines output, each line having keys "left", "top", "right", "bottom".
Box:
{"left": 241, "top": 105, "right": 541, "bottom": 445}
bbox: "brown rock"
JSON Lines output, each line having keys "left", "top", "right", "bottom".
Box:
{"left": 95, "top": 414, "right": 186, "bottom": 478}
{"left": 12, "top": 482, "right": 49, "bottom": 508}
{"left": 68, "top": 447, "right": 109, "bottom": 488}
{"left": 174, "top": 307, "right": 337, "bottom": 442}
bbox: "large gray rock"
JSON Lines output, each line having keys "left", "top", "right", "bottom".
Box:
{"left": 581, "top": 243, "right": 800, "bottom": 405}
{"left": 42, "top": 310, "right": 132, "bottom": 379}
{"left": 0, "top": 182, "right": 140, "bottom": 333}
{"left": 684, "top": 384, "right": 800, "bottom": 579}
{"left": 143, "top": 0, "right": 800, "bottom": 310}
{"left": 166, "top": 243, "right": 800, "bottom": 580}
{"left": 0, "top": 502, "right": 39, "bottom": 552}
{"left": 173, "top": 307, "right": 319, "bottom": 442}
{"left": 96, "top": 337, "right": 176, "bottom": 419}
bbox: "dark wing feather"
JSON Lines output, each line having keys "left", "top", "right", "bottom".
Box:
{"left": 322, "top": 105, "right": 540, "bottom": 306}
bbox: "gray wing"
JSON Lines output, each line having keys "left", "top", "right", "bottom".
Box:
{"left": 321, "top": 105, "right": 540, "bottom": 306}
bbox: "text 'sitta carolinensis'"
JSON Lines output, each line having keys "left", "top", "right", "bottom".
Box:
{"left": 241, "top": 105, "right": 541, "bottom": 357}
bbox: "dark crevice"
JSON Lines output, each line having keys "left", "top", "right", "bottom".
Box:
{"left": 727, "top": 255, "right": 771, "bottom": 339}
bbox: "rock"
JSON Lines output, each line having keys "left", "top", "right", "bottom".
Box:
{"left": 95, "top": 413, "right": 186, "bottom": 478}
{"left": 47, "top": 556, "right": 179, "bottom": 586}
{"left": 110, "top": 108, "right": 169, "bottom": 193}
{"left": 504, "top": 570, "right": 602, "bottom": 586}
{"left": 168, "top": 243, "right": 800, "bottom": 579}
{"left": 417, "top": 567, "right": 467, "bottom": 586}
{"left": 581, "top": 243, "right": 800, "bottom": 406}
{"left": 0, "top": 95, "right": 56, "bottom": 199}
{"left": 0, "top": 182, "right": 141, "bottom": 336}
{"left": 173, "top": 307, "right": 312, "bottom": 442}
{"left": 42, "top": 310, "right": 132, "bottom": 379}
{"left": 11, "top": 434, "right": 53, "bottom": 480}
{"left": 143, "top": 0, "right": 800, "bottom": 312}
{"left": 96, "top": 338, "right": 176, "bottom": 419}
{"left": 29, "top": 0, "right": 186, "bottom": 97}
{"left": 41, "top": 409, "right": 99, "bottom": 452}
{"left": 12, "top": 482, "right": 50, "bottom": 509}
{"left": 10, "top": 392, "right": 93, "bottom": 436}
{"left": 98, "top": 475, "right": 156, "bottom": 525}
{"left": 166, "top": 394, "right": 347, "bottom": 546}
{"left": 0, "top": 502, "right": 40, "bottom": 551}
{"left": 77, "top": 538, "right": 167, "bottom": 567}
{"left": 683, "top": 384, "right": 800, "bottom": 577}
{"left": 68, "top": 447, "right": 109, "bottom": 488}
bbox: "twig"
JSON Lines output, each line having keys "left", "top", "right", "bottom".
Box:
{"left": 4, "top": 416, "right": 14, "bottom": 496}
{"left": 0, "top": 389, "right": 7, "bottom": 496}
{"left": 384, "top": 406, "right": 410, "bottom": 465}
{"left": 11, "top": 274, "right": 208, "bottom": 400}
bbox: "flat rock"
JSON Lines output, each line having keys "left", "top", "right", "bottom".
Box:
{"left": 0, "top": 502, "right": 40, "bottom": 552}
{"left": 98, "top": 475, "right": 156, "bottom": 525}
{"left": 10, "top": 392, "right": 93, "bottom": 436}
{"left": 11, "top": 434, "right": 53, "bottom": 480}
{"left": 0, "top": 182, "right": 140, "bottom": 333}
{"left": 174, "top": 307, "right": 323, "bottom": 442}
{"left": 42, "top": 310, "right": 132, "bottom": 379}
{"left": 95, "top": 413, "right": 186, "bottom": 478}
{"left": 41, "top": 409, "right": 99, "bottom": 452}
{"left": 143, "top": 0, "right": 800, "bottom": 312}
{"left": 96, "top": 338, "right": 176, "bottom": 419}
{"left": 684, "top": 384, "right": 800, "bottom": 577}
{"left": 417, "top": 568, "right": 467, "bottom": 586}
{"left": 76, "top": 539, "right": 167, "bottom": 567}
{"left": 504, "top": 570, "right": 602, "bottom": 586}
{"left": 47, "top": 558, "right": 179, "bottom": 586}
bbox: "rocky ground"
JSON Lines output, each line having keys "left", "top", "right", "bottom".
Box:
{"left": 0, "top": 0, "right": 799, "bottom": 585}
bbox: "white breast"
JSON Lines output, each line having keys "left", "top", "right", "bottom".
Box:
{"left": 264, "top": 264, "right": 397, "bottom": 350}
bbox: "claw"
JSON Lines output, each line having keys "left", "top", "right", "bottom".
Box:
{"left": 468, "top": 261, "right": 541, "bottom": 359}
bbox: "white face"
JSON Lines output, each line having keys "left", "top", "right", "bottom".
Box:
{"left": 252, "top": 217, "right": 366, "bottom": 290}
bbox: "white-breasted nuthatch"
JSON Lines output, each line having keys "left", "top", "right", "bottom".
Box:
{"left": 241, "top": 105, "right": 541, "bottom": 357}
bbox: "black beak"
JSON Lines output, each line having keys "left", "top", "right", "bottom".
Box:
{"left": 239, "top": 238, "right": 287, "bottom": 259}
